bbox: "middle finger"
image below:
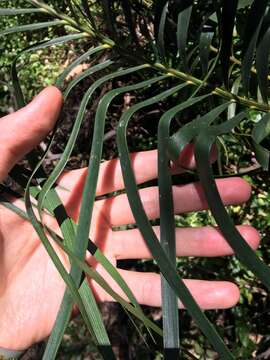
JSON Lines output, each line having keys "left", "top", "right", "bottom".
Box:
{"left": 98, "top": 177, "right": 251, "bottom": 226}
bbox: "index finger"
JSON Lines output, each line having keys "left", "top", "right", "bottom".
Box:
{"left": 58, "top": 144, "right": 217, "bottom": 196}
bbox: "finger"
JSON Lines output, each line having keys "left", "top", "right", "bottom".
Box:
{"left": 90, "top": 270, "right": 240, "bottom": 309}
{"left": 111, "top": 225, "right": 260, "bottom": 260}
{"left": 98, "top": 177, "right": 251, "bottom": 226}
{"left": 0, "top": 86, "right": 62, "bottom": 182}
{"left": 57, "top": 144, "right": 217, "bottom": 197}
{"left": 170, "top": 143, "right": 217, "bottom": 172}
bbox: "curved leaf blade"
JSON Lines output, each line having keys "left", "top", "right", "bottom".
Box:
{"left": 177, "top": 4, "right": 193, "bottom": 71}
{"left": 0, "top": 19, "right": 65, "bottom": 37}
{"left": 0, "top": 8, "right": 44, "bottom": 15}
{"left": 252, "top": 113, "right": 270, "bottom": 170}
{"left": 241, "top": 0, "right": 268, "bottom": 95}
{"left": 117, "top": 87, "right": 234, "bottom": 359}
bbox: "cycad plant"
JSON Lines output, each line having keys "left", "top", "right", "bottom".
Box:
{"left": 1, "top": 0, "right": 270, "bottom": 359}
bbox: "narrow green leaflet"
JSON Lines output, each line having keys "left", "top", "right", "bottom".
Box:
{"left": 81, "top": 0, "right": 98, "bottom": 31}
{"left": 220, "top": 0, "right": 238, "bottom": 88}
{"left": 23, "top": 180, "right": 154, "bottom": 357}
{"left": 177, "top": 4, "right": 193, "bottom": 71}
{"left": 28, "top": 144, "right": 114, "bottom": 360}
{"left": 56, "top": 44, "right": 110, "bottom": 89}
{"left": 117, "top": 85, "right": 234, "bottom": 359}
{"left": 0, "top": 19, "right": 65, "bottom": 37}
{"left": 168, "top": 102, "right": 230, "bottom": 160}
{"left": 256, "top": 21, "right": 270, "bottom": 103}
{"left": 92, "top": 73, "right": 168, "bottom": 325}
{"left": 79, "top": 281, "right": 113, "bottom": 356}
{"left": 66, "top": 65, "right": 150, "bottom": 291}
{"left": 157, "top": 2, "right": 168, "bottom": 63}
{"left": 228, "top": 77, "right": 241, "bottom": 119}
{"left": 37, "top": 60, "right": 116, "bottom": 216}
{"left": 199, "top": 25, "right": 215, "bottom": 77}
{"left": 11, "top": 33, "right": 87, "bottom": 109}
{"left": 153, "top": 0, "right": 168, "bottom": 49}
{"left": 9, "top": 42, "right": 113, "bottom": 358}
{"left": 241, "top": 0, "right": 268, "bottom": 95}
{"left": 46, "top": 227, "right": 163, "bottom": 336}
{"left": 63, "top": 60, "right": 113, "bottom": 99}
{"left": 66, "top": 0, "right": 83, "bottom": 24}
{"left": 29, "top": 188, "right": 162, "bottom": 342}
{"left": 24, "top": 171, "right": 115, "bottom": 360}
{"left": 252, "top": 113, "right": 270, "bottom": 170}
{"left": 194, "top": 112, "right": 270, "bottom": 291}
{"left": 42, "top": 60, "right": 114, "bottom": 358}
{"left": 100, "top": 0, "right": 117, "bottom": 39}
{"left": 38, "top": 64, "right": 161, "bottom": 357}
{"left": 121, "top": 0, "right": 138, "bottom": 44}
{"left": 20, "top": 121, "right": 112, "bottom": 359}
{"left": 37, "top": 64, "right": 149, "bottom": 219}
{"left": 42, "top": 192, "right": 112, "bottom": 360}
{"left": 0, "top": 8, "right": 44, "bottom": 15}
{"left": 158, "top": 94, "right": 209, "bottom": 358}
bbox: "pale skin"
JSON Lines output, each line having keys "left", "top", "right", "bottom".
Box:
{"left": 0, "top": 87, "right": 260, "bottom": 351}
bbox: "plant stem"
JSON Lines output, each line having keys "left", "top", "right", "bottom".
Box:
{"left": 152, "top": 63, "right": 270, "bottom": 112}
{"left": 27, "top": 0, "right": 270, "bottom": 112}
{"left": 27, "top": 0, "right": 94, "bottom": 35}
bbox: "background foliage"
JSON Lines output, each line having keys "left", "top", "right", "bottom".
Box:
{"left": 1, "top": 0, "right": 270, "bottom": 359}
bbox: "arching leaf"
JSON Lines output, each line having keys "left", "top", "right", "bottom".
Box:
{"left": 252, "top": 113, "right": 270, "bottom": 170}
{"left": 220, "top": 0, "right": 238, "bottom": 88}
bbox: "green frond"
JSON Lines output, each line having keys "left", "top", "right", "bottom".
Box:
{"left": 2, "top": 1, "right": 270, "bottom": 358}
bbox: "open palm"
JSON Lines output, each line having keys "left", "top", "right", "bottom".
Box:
{"left": 0, "top": 87, "right": 260, "bottom": 352}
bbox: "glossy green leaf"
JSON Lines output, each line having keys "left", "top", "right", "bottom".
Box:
{"left": 242, "top": 0, "right": 268, "bottom": 95}
{"left": 199, "top": 24, "right": 215, "bottom": 77}
{"left": 75, "top": 70, "right": 166, "bottom": 333}
{"left": 46, "top": 228, "right": 163, "bottom": 336}
{"left": 11, "top": 33, "right": 87, "bottom": 109}
{"left": 168, "top": 102, "right": 230, "bottom": 160}
{"left": 157, "top": 2, "right": 168, "bottom": 63}
{"left": 195, "top": 112, "right": 270, "bottom": 292}
{"left": 256, "top": 18, "right": 270, "bottom": 103}
{"left": 0, "top": 8, "right": 44, "bottom": 15}
{"left": 220, "top": 0, "right": 238, "bottom": 88}
{"left": 101, "top": 0, "right": 117, "bottom": 39}
{"left": 153, "top": 0, "right": 167, "bottom": 47}
{"left": 121, "top": 0, "right": 138, "bottom": 43}
{"left": 63, "top": 60, "right": 113, "bottom": 99}
{"left": 0, "top": 19, "right": 65, "bottom": 36}
{"left": 81, "top": 0, "right": 97, "bottom": 30}
{"left": 158, "top": 94, "right": 209, "bottom": 358}
{"left": 117, "top": 87, "right": 234, "bottom": 359}
{"left": 56, "top": 45, "right": 109, "bottom": 89}
{"left": 38, "top": 64, "right": 158, "bottom": 357}
{"left": 252, "top": 113, "right": 270, "bottom": 170}
{"left": 24, "top": 172, "right": 115, "bottom": 360}
{"left": 177, "top": 4, "right": 193, "bottom": 72}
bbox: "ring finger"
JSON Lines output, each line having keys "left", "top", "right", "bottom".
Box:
{"left": 111, "top": 225, "right": 260, "bottom": 260}
{"left": 89, "top": 269, "right": 240, "bottom": 309}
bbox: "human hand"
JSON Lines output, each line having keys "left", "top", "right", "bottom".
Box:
{"left": 0, "top": 87, "right": 260, "bottom": 352}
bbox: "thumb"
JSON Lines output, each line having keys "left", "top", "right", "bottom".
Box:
{"left": 0, "top": 86, "right": 63, "bottom": 182}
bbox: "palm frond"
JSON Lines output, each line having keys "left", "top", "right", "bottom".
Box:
{"left": 2, "top": 1, "right": 270, "bottom": 358}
